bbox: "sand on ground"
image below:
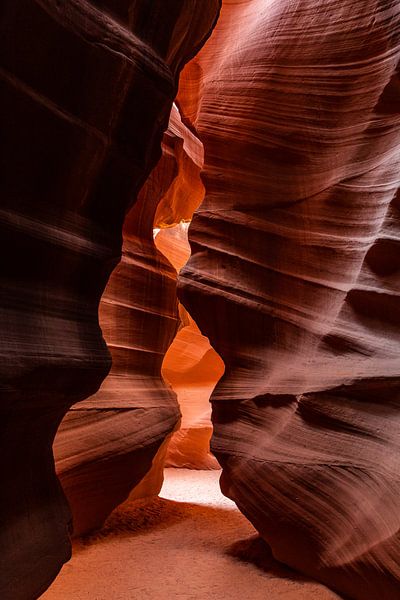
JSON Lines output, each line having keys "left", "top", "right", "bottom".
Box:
{"left": 41, "top": 469, "right": 342, "bottom": 600}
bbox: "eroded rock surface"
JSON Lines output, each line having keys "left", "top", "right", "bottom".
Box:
{"left": 178, "top": 1, "right": 400, "bottom": 598}
{"left": 152, "top": 109, "right": 225, "bottom": 470}
{"left": 0, "top": 1, "right": 221, "bottom": 598}
{"left": 54, "top": 98, "right": 223, "bottom": 534}
{"left": 53, "top": 120, "right": 183, "bottom": 536}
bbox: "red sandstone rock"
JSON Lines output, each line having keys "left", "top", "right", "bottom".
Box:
{"left": 2, "top": 1, "right": 399, "bottom": 598}
{"left": 178, "top": 1, "right": 400, "bottom": 598}
{"left": 154, "top": 104, "right": 206, "bottom": 227}
{"left": 0, "top": 2, "right": 221, "bottom": 598}
{"left": 152, "top": 121, "right": 225, "bottom": 470}
{"left": 154, "top": 189, "right": 224, "bottom": 470}
{"left": 162, "top": 303, "right": 224, "bottom": 470}
{"left": 54, "top": 98, "right": 223, "bottom": 534}
{"left": 53, "top": 122, "right": 182, "bottom": 536}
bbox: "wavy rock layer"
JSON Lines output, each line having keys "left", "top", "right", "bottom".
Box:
{"left": 0, "top": 2, "right": 220, "bottom": 598}
{"left": 54, "top": 99, "right": 223, "bottom": 532}
{"left": 152, "top": 115, "right": 224, "bottom": 469}
{"left": 53, "top": 110, "right": 185, "bottom": 536}
{"left": 162, "top": 310, "right": 224, "bottom": 470}
{"left": 53, "top": 187, "right": 181, "bottom": 535}
{"left": 178, "top": 1, "right": 400, "bottom": 598}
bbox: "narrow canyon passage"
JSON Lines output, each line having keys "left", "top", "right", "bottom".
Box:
{"left": 41, "top": 469, "right": 341, "bottom": 600}
{"left": 1, "top": 2, "right": 400, "bottom": 599}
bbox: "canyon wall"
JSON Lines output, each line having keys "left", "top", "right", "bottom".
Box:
{"left": 152, "top": 107, "right": 224, "bottom": 470}
{"left": 159, "top": 232, "right": 224, "bottom": 470}
{"left": 0, "top": 1, "right": 220, "bottom": 598}
{"left": 54, "top": 101, "right": 223, "bottom": 534}
{"left": 178, "top": 1, "right": 400, "bottom": 599}
{"left": 2, "top": 1, "right": 399, "bottom": 599}
{"left": 53, "top": 143, "right": 181, "bottom": 535}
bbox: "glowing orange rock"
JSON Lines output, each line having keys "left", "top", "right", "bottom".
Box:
{"left": 55, "top": 86, "right": 222, "bottom": 534}
{"left": 153, "top": 130, "right": 225, "bottom": 470}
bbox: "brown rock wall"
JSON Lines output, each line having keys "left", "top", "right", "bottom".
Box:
{"left": 178, "top": 1, "right": 400, "bottom": 598}
{"left": 0, "top": 2, "right": 221, "bottom": 597}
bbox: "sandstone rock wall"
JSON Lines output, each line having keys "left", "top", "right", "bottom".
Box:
{"left": 0, "top": 2, "right": 221, "bottom": 597}
{"left": 2, "top": 2, "right": 399, "bottom": 598}
{"left": 157, "top": 224, "right": 224, "bottom": 470}
{"left": 178, "top": 1, "right": 400, "bottom": 598}
{"left": 54, "top": 99, "right": 224, "bottom": 534}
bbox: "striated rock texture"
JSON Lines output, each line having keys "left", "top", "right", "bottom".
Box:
{"left": 54, "top": 100, "right": 222, "bottom": 533}
{"left": 178, "top": 1, "right": 400, "bottom": 599}
{"left": 162, "top": 304, "right": 224, "bottom": 470}
{"left": 0, "top": 1, "right": 220, "bottom": 598}
{"left": 53, "top": 183, "right": 181, "bottom": 534}
{"left": 53, "top": 110, "right": 184, "bottom": 536}
{"left": 155, "top": 226, "right": 224, "bottom": 470}
{"left": 152, "top": 106, "right": 224, "bottom": 469}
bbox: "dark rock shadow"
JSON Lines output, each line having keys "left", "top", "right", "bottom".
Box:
{"left": 227, "top": 535, "right": 346, "bottom": 598}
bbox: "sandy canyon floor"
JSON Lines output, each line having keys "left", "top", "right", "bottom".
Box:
{"left": 42, "top": 469, "right": 342, "bottom": 600}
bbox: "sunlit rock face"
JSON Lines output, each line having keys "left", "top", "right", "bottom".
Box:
{"left": 155, "top": 223, "right": 224, "bottom": 469}
{"left": 0, "top": 1, "right": 221, "bottom": 598}
{"left": 152, "top": 107, "right": 224, "bottom": 470}
{"left": 53, "top": 171, "right": 181, "bottom": 536}
{"left": 178, "top": 1, "right": 400, "bottom": 598}
{"left": 54, "top": 99, "right": 223, "bottom": 534}
{"left": 162, "top": 307, "right": 224, "bottom": 470}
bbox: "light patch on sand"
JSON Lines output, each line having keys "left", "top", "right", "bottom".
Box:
{"left": 42, "top": 469, "right": 342, "bottom": 600}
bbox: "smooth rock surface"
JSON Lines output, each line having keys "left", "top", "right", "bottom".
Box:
{"left": 178, "top": 1, "right": 400, "bottom": 598}
{"left": 54, "top": 97, "right": 223, "bottom": 535}
{"left": 53, "top": 132, "right": 183, "bottom": 536}
{"left": 0, "top": 1, "right": 221, "bottom": 597}
{"left": 156, "top": 223, "right": 225, "bottom": 470}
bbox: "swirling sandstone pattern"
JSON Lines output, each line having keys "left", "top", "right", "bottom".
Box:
{"left": 178, "top": 1, "right": 400, "bottom": 598}
{"left": 154, "top": 172, "right": 224, "bottom": 469}
{"left": 54, "top": 101, "right": 220, "bottom": 533}
{"left": 53, "top": 166, "right": 181, "bottom": 535}
{"left": 0, "top": 2, "right": 220, "bottom": 598}
{"left": 151, "top": 108, "right": 222, "bottom": 471}
{"left": 148, "top": 102, "right": 224, "bottom": 470}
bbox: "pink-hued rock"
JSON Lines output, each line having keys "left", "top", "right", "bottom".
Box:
{"left": 178, "top": 1, "right": 400, "bottom": 598}
{"left": 0, "top": 1, "right": 221, "bottom": 598}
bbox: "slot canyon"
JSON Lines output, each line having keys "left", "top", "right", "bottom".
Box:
{"left": 0, "top": 1, "right": 399, "bottom": 599}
